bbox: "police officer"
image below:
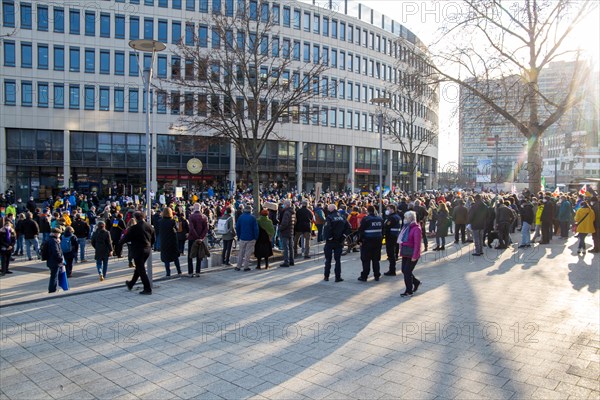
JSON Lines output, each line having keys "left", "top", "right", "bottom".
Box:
{"left": 383, "top": 204, "right": 402, "bottom": 276}
{"left": 322, "top": 204, "right": 351, "bottom": 282}
{"left": 358, "top": 205, "right": 383, "bottom": 282}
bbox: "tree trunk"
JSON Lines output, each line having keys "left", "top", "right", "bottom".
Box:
{"left": 251, "top": 164, "right": 261, "bottom": 217}
{"left": 410, "top": 155, "right": 418, "bottom": 193}
{"left": 527, "top": 134, "right": 542, "bottom": 193}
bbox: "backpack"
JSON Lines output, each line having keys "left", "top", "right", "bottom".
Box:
{"left": 61, "top": 235, "right": 73, "bottom": 254}
{"left": 216, "top": 217, "right": 230, "bottom": 235}
{"left": 40, "top": 239, "right": 49, "bottom": 261}
{"left": 314, "top": 209, "right": 325, "bottom": 225}
{"left": 348, "top": 214, "right": 360, "bottom": 230}
{"left": 176, "top": 218, "right": 184, "bottom": 233}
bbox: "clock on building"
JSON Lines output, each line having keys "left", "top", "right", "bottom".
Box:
{"left": 187, "top": 158, "right": 203, "bottom": 174}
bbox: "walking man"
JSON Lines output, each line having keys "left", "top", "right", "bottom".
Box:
{"left": 279, "top": 200, "right": 296, "bottom": 268}
{"left": 121, "top": 212, "right": 155, "bottom": 295}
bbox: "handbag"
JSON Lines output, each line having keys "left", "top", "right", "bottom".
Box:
{"left": 400, "top": 245, "right": 413, "bottom": 257}
{"left": 58, "top": 265, "right": 69, "bottom": 291}
{"left": 572, "top": 212, "right": 590, "bottom": 234}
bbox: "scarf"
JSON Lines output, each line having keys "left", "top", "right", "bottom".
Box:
{"left": 400, "top": 224, "right": 411, "bottom": 243}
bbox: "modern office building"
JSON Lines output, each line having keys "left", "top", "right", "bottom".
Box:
{"left": 539, "top": 61, "right": 599, "bottom": 188}
{"left": 458, "top": 76, "right": 527, "bottom": 188}
{"left": 459, "top": 60, "right": 599, "bottom": 190}
{"left": 0, "top": 0, "right": 438, "bottom": 200}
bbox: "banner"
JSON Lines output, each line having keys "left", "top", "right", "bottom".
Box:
{"left": 476, "top": 159, "right": 492, "bottom": 183}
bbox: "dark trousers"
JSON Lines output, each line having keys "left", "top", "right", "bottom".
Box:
{"left": 454, "top": 224, "right": 466, "bottom": 243}
{"left": 420, "top": 222, "right": 428, "bottom": 250}
{"left": 130, "top": 249, "right": 151, "bottom": 292}
{"left": 401, "top": 256, "right": 419, "bottom": 294}
{"left": 559, "top": 221, "right": 570, "bottom": 238}
{"left": 1, "top": 250, "right": 11, "bottom": 273}
{"left": 498, "top": 222, "right": 510, "bottom": 248}
{"left": 316, "top": 224, "right": 324, "bottom": 242}
{"left": 164, "top": 258, "right": 181, "bottom": 276}
{"left": 48, "top": 264, "right": 59, "bottom": 293}
{"left": 188, "top": 240, "right": 201, "bottom": 274}
{"left": 385, "top": 237, "right": 398, "bottom": 273}
{"left": 222, "top": 239, "right": 233, "bottom": 264}
{"left": 541, "top": 221, "right": 552, "bottom": 243}
{"left": 360, "top": 240, "right": 382, "bottom": 278}
{"left": 64, "top": 253, "right": 75, "bottom": 277}
{"left": 324, "top": 243, "right": 343, "bottom": 279}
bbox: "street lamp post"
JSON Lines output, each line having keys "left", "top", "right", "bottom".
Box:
{"left": 129, "top": 39, "right": 166, "bottom": 288}
{"left": 371, "top": 97, "right": 391, "bottom": 216}
{"left": 494, "top": 134, "right": 499, "bottom": 193}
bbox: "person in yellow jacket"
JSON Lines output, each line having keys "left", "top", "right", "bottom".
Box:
{"left": 574, "top": 201, "right": 596, "bottom": 255}
{"left": 62, "top": 211, "right": 72, "bottom": 227}
{"left": 532, "top": 199, "right": 543, "bottom": 243}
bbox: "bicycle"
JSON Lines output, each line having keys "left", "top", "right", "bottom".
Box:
{"left": 206, "top": 229, "right": 237, "bottom": 250}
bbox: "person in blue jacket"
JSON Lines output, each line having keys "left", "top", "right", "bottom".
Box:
{"left": 235, "top": 205, "right": 259, "bottom": 271}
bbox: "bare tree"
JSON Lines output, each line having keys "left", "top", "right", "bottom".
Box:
{"left": 427, "top": 0, "right": 595, "bottom": 192}
{"left": 386, "top": 43, "right": 439, "bottom": 192}
{"left": 164, "top": 4, "right": 329, "bottom": 213}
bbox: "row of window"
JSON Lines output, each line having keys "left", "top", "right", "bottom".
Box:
{"left": 3, "top": 79, "right": 434, "bottom": 142}
{"left": 2, "top": 40, "right": 433, "bottom": 119}
{"left": 1, "top": 1, "right": 420, "bottom": 63}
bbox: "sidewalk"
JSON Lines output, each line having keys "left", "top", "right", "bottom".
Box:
{"left": 0, "top": 234, "right": 598, "bottom": 399}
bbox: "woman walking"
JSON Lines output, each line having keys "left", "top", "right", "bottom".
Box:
{"left": 255, "top": 209, "right": 275, "bottom": 269}
{"left": 574, "top": 201, "right": 596, "bottom": 255}
{"left": 159, "top": 207, "right": 181, "bottom": 277}
{"left": 91, "top": 221, "right": 113, "bottom": 281}
{"left": 397, "top": 211, "right": 422, "bottom": 297}
{"left": 60, "top": 226, "right": 79, "bottom": 278}
{"left": 434, "top": 202, "right": 450, "bottom": 251}
{"left": 110, "top": 213, "right": 126, "bottom": 257}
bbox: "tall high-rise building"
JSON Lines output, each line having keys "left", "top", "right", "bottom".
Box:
{"left": 459, "top": 60, "right": 598, "bottom": 190}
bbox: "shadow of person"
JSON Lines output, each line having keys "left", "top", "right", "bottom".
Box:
{"left": 568, "top": 257, "right": 599, "bottom": 293}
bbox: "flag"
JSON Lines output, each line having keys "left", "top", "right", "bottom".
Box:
{"left": 541, "top": 177, "right": 546, "bottom": 191}
{"left": 579, "top": 184, "right": 587, "bottom": 195}
{"left": 511, "top": 184, "right": 517, "bottom": 194}
{"left": 552, "top": 186, "right": 560, "bottom": 197}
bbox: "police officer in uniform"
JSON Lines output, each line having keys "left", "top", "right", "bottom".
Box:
{"left": 383, "top": 204, "right": 402, "bottom": 276}
{"left": 322, "top": 204, "right": 351, "bottom": 282}
{"left": 358, "top": 205, "right": 383, "bottom": 282}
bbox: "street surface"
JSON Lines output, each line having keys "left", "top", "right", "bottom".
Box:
{"left": 1, "top": 234, "right": 598, "bottom": 399}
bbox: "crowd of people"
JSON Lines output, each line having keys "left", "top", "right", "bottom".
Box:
{"left": 0, "top": 187, "right": 598, "bottom": 296}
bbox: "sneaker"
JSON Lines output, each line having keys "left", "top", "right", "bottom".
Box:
{"left": 400, "top": 292, "right": 413, "bottom": 297}
{"left": 5, "top": 270, "right": 13, "bottom": 274}
{"left": 303, "top": 255, "right": 311, "bottom": 259}
{"left": 279, "top": 263, "right": 289, "bottom": 268}
{"left": 357, "top": 277, "right": 367, "bottom": 282}
{"left": 383, "top": 271, "right": 396, "bottom": 276}
{"left": 28, "top": 258, "right": 33, "bottom": 261}
{"left": 324, "top": 276, "right": 329, "bottom": 281}
{"left": 139, "top": 290, "right": 152, "bottom": 295}
{"left": 243, "top": 267, "right": 251, "bottom": 271}
{"left": 289, "top": 262, "right": 295, "bottom": 266}
{"left": 471, "top": 253, "right": 482, "bottom": 256}
{"left": 234, "top": 267, "right": 241, "bottom": 271}
{"left": 99, "top": 274, "right": 105, "bottom": 282}
{"left": 335, "top": 278, "right": 344, "bottom": 282}
{"left": 374, "top": 275, "right": 380, "bottom": 281}
{"left": 125, "top": 280, "right": 133, "bottom": 291}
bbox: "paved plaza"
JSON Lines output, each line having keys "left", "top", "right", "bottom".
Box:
{"left": 0, "top": 235, "right": 599, "bottom": 399}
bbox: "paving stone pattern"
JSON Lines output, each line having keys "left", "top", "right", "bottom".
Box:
{"left": 0, "top": 234, "right": 598, "bottom": 399}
